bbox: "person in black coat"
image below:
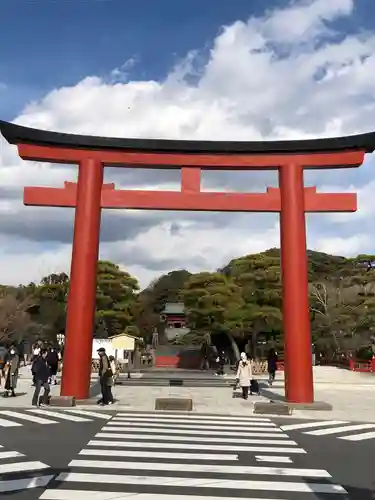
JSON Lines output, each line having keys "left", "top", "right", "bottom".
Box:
{"left": 46, "top": 347, "right": 59, "bottom": 385}
{"left": 31, "top": 350, "right": 51, "bottom": 406}
{"left": 267, "top": 348, "right": 278, "bottom": 386}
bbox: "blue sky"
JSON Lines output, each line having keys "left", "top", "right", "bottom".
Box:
{"left": 1, "top": 0, "right": 373, "bottom": 120}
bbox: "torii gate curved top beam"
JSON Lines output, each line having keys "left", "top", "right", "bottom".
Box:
{"left": 1, "top": 119, "right": 374, "bottom": 405}
{"left": 1, "top": 119, "right": 375, "bottom": 154}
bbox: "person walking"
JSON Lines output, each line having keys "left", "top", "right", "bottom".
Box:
{"left": 3, "top": 346, "right": 19, "bottom": 398}
{"left": 236, "top": 352, "right": 252, "bottom": 400}
{"left": 97, "top": 347, "right": 112, "bottom": 406}
{"left": 216, "top": 350, "right": 226, "bottom": 376}
{"left": 46, "top": 347, "right": 59, "bottom": 385}
{"left": 31, "top": 344, "right": 41, "bottom": 387}
{"left": 267, "top": 347, "right": 278, "bottom": 386}
{"left": 107, "top": 355, "right": 117, "bottom": 404}
{"left": 31, "top": 349, "right": 51, "bottom": 406}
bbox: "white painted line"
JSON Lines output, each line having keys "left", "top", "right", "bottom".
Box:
{"left": 102, "top": 426, "right": 289, "bottom": 438}
{"left": 56, "top": 472, "right": 347, "bottom": 493}
{"left": 88, "top": 439, "right": 306, "bottom": 453}
{"left": 339, "top": 431, "right": 375, "bottom": 441}
{"left": 305, "top": 423, "right": 375, "bottom": 436}
{"left": 106, "top": 421, "right": 284, "bottom": 432}
{"left": 281, "top": 420, "right": 348, "bottom": 431}
{"left": 69, "top": 459, "right": 331, "bottom": 478}
{"left": 40, "top": 490, "right": 286, "bottom": 500}
{"left": 117, "top": 412, "right": 271, "bottom": 422}
{"left": 1, "top": 410, "right": 58, "bottom": 425}
{"left": 113, "top": 416, "right": 276, "bottom": 427}
{"left": 255, "top": 455, "right": 293, "bottom": 463}
{"left": 0, "top": 474, "right": 53, "bottom": 493}
{"left": 27, "top": 409, "right": 91, "bottom": 422}
{"left": 79, "top": 448, "right": 238, "bottom": 460}
{"left": 95, "top": 432, "right": 297, "bottom": 446}
{"left": 0, "top": 451, "right": 25, "bottom": 460}
{"left": 63, "top": 410, "right": 112, "bottom": 420}
{"left": 0, "top": 460, "right": 50, "bottom": 474}
{"left": 0, "top": 417, "right": 22, "bottom": 428}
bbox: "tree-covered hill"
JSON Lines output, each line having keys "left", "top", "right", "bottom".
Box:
{"left": 1, "top": 249, "right": 375, "bottom": 359}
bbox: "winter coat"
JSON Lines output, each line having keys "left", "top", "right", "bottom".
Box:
{"left": 236, "top": 360, "right": 252, "bottom": 387}
{"left": 47, "top": 350, "right": 59, "bottom": 367}
{"left": 99, "top": 354, "right": 111, "bottom": 379}
{"left": 267, "top": 352, "right": 278, "bottom": 372}
{"left": 5, "top": 354, "right": 19, "bottom": 389}
{"left": 32, "top": 358, "right": 50, "bottom": 383}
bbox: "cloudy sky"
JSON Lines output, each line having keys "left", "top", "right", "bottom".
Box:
{"left": 1, "top": 0, "right": 375, "bottom": 288}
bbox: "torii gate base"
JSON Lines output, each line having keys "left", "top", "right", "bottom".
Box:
{"left": 1, "top": 120, "right": 374, "bottom": 406}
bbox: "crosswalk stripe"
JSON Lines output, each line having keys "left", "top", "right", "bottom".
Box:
{"left": 339, "top": 431, "right": 375, "bottom": 441}
{"left": 95, "top": 432, "right": 298, "bottom": 445}
{"left": 113, "top": 417, "right": 276, "bottom": 427}
{"left": 0, "top": 460, "right": 50, "bottom": 474}
{"left": 0, "top": 417, "right": 22, "bottom": 427}
{"left": 281, "top": 420, "right": 348, "bottom": 431}
{"left": 117, "top": 412, "right": 271, "bottom": 422}
{"left": 40, "top": 490, "right": 287, "bottom": 500}
{"left": 88, "top": 439, "right": 306, "bottom": 453}
{"left": 63, "top": 410, "right": 112, "bottom": 420}
{"left": 55, "top": 471, "right": 347, "bottom": 493}
{"left": 27, "top": 409, "right": 91, "bottom": 422}
{"left": 107, "top": 421, "right": 284, "bottom": 432}
{"left": 0, "top": 451, "right": 25, "bottom": 460}
{"left": 304, "top": 423, "right": 375, "bottom": 436}
{"left": 0, "top": 410, "right": 58, "bottom": 425}
{"left": 255, "top": 455, "right": 293, "bottom": 463}
{"left": 102, "top": 425, "right": 289, "bottom": 438}
{"left": 0, "top": 474, "right": 53, "bottom": 493}
{"left": 107, "top": 418, "right": 283, "bottom": 433}
{"left": 79, "top": 448, "right": 239, "bottom": 460}
{"left": 69, "top": 458, "right": 332, "bottom": 478}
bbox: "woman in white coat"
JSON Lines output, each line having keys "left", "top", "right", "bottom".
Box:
{"left": 236, "top": 352, "right": 252, "bottom": 399}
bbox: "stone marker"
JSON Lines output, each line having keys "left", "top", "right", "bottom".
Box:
{"left": 49, "top": 396, "right": 76, "bottom": 407}
{"left": 155, "top": 398, "right": 193, "bottom": 411}
{"left": 254, "top": 401, "right": 293, "bottom": 415}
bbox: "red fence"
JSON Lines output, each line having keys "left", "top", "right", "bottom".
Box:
{"left": 349, "top": 357, "right": 375, "bottom": 373}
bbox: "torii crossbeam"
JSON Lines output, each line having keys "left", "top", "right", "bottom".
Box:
{"left": 1, "top": 119, "right": 374, "bottom": 406}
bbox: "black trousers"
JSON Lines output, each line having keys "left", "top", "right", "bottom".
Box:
{"left": 32, "top": 380, "right": 50, "bottom": 406}
{"left": 100, "top": 377, "right": 111, "bottom": 404}
{"left": 242, "top": 386, "right": 249, "bottom": 399}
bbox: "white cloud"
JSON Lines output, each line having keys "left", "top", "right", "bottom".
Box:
{"left": 1, "top": 0, "right": 375, "bottom": 287}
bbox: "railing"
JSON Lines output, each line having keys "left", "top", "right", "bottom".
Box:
{"left": 349, "top": 358, "right": 375, "bottom": 373}
{"left": 250, "top": 360, "right": 284, "bottom": 374}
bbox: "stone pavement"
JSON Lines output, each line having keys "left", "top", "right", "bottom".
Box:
{"left": 2, "top": 365, "right": 375, "bottom": 423}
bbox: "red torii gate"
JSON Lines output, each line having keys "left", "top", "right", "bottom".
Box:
{"left": 1, "top": 120, "right": 374, "bottom": 405}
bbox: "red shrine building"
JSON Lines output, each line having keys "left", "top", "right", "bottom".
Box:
{"left": 160, "top": 302, "right": 189, "bottom": 341}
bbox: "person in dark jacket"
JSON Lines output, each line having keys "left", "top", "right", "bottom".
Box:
{"left": 267, "top": 348, "right": 278, "bottom": 386}
{"left": 31, "top": 350, "right": 51, "bottom": 406}
{"left": 46, "top": 347, "right": 59, "bottom": 385}
{"left": 3, "top": 346, "right": 19, "bottom": 397}
{"left": 97, "top": 347, "right": 112, "bottom": 406}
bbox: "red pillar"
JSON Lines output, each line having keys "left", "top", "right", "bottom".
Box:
{"left": 279, "top": 163, "right": 314, "bottom": 403}
{"left": 60, "top": 158, "right": 103, "bottom": 400}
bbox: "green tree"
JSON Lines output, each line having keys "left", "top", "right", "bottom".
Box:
{"left": 95, "top": 260, "right": 140, "bottom": 337}
{"left": 223, "top": 251, "right": 283, "bottom": 355}
{"left": 183, "top": 272, "right": 245, "bottom": 358}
